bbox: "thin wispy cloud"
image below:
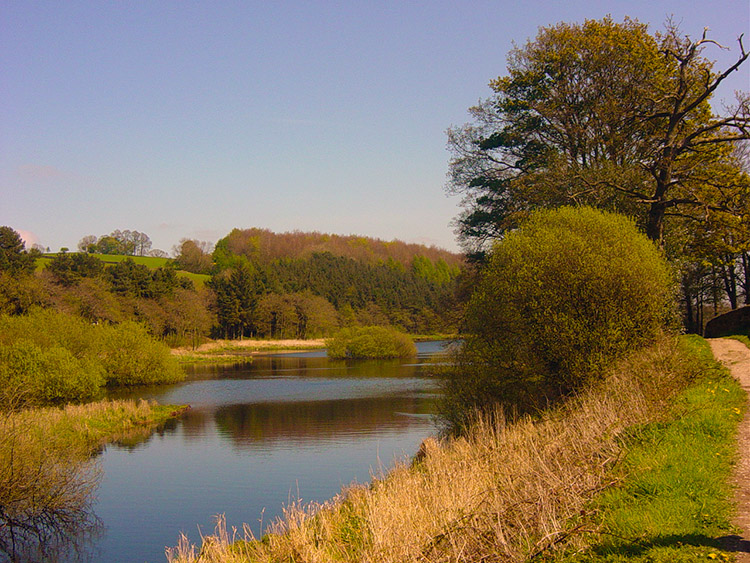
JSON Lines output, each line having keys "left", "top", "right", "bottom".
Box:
{"left": 16, "top": 164, "right": 71, "bottom": 182}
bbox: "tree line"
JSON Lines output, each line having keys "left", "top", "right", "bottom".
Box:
{"left": 0, "top": 226, "right": 464, "bottom": 346}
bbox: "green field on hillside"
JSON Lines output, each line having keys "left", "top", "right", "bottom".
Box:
{"left": 36, "top": 253, "right": 210, "bottom": 287}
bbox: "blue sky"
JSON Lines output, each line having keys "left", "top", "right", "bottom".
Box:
{"left": 2, "top": 1, "right": 748, "bottom": 254}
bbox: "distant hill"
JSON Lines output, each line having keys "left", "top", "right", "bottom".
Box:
{"left": 214, "top": 228, "right": 463, "bottom": 268}
{"left": 208, "top": 228, "right": 466, "bottom": 337}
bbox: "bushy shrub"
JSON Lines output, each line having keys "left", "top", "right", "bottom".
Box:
{"left": 327, "top": 326, "right": 417, "bottom": 359}
{"left": 0, "top": 309, "right": 184, "bottom": 408}
{"left": 0, "top": 340, "right": 103, "bottom": 406}
{"left": 100, "top": 321, "right": 184, "bottom": 386}
{"left": 0, "top": 308, "right": 103, "bottom": 358}
{"left": 442, "top": 207, "right": 675, "bottom": 432}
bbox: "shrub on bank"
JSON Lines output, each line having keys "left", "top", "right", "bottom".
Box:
{"left": 442, "top": 207, "right": 675, "bottom": 432}
{"left": 0, "top": 309, "right": 184, "bottom": 407}
{"left": 0, "top": 340, "right": 104, "bottom": 405}
{"left": 100, "top": 321, "right": 184, "bottom": 386}
{"left": 327, "top": 326, "right": 417, "bottom": 359}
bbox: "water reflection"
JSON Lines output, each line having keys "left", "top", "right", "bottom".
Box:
{"left": 212, "top": 395, "right": 434, "bottom": 448}
{"left": 74, "top": 341, "right": 448, "bottom": 563}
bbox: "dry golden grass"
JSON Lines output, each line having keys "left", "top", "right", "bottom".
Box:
{"left": 166, "top": 336, "right": 693, "bottom": 563}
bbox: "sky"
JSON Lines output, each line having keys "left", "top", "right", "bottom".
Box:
{"left": 2, "top": 1, "right": 748, "bottom": 254}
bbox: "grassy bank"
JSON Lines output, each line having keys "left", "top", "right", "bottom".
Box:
{"left": 166, "top": 334, "right": 743, "bottom": 562}
{"left": 555, "top": 335, "right": 744, "bottom": 562}
{"left": 4, "top": 398, "right": 188, "bottom": 453}
{"left": 173, "top": 333, "right": 456, "bottom": 364}
{"left": 37, "top": 252, "right": 211, "bottom": 286}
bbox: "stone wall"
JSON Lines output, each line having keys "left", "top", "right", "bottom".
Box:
{"left": 704, "top": 305, "right": 750, "bottom": 338}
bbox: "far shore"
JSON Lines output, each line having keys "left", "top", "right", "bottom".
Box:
{"left": 171, "top": 338, "right": 327, "bottom": 361}
{"left": 171, "top": 334, "right": 457, "bottom": 363}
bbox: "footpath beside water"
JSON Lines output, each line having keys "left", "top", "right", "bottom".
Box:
{"left": 710, "top": 338, "right": 750, "bottom": 561}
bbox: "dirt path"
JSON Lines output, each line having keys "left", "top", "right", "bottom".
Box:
{"left": 710, "top": 338, "right": 750, "bottom": 560}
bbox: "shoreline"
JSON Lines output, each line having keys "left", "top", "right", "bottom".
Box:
{"left": 171, "top": 338, "right": 327, "bottom": 362}
{"left": 171, "top": 334, "right": 457, "bottom": 363}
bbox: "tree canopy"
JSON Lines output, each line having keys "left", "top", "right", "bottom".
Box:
{"left": 78, "top": 230, "right": 152, "bottom": 256}
{"left": 447, "top": 17, "right": 749, "bottom": 256}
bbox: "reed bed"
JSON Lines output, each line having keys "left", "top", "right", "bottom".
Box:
{"left": 167, "top": 336, "right": 697, "bottom": 563}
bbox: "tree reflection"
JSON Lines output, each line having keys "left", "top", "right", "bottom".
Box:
{"left": 0, "top": 417, "right": 102, "bottom": 562}
{"left": 212, "top": 394, "right": 436, "bottom": 448}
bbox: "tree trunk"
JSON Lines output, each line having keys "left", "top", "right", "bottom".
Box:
{"left": 744, "top": 256, "right": 749, "bottom": 305}
{"left": 682, "top": 278, "right": 697, "bottom": 333}
{"left": 721, "top": 257, "right": 738, "bottom": 310}
{"left": 645, "top": 202, "right": 665, "bottom": 243}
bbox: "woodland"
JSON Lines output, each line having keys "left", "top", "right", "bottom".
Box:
{"left": 0, "top": 225, "right": 464, "bottom": 347}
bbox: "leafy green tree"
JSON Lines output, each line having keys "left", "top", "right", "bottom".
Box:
{"left": 147, "top": 266, "right": 178, "bottom": 298}
{"left": 255, "top": 292, "right": 338, "bottom": 338}
{"left": 85, "top": 230, "right": 152, "bottom": 256}
{"left": 447, "top": 18, "right": 749, "bottom": 253}
{"left": 209, "top": 260, "right": 263, "bottom": 338}
{"left": 106, "top": 258, "right": 152, "bottom": 297}
{"left": 46, "top": 251, "right": 104, "bottom": 286}
{"left": 0, "top": 227, "right": 35, "bottom": 276}
{"left": 77, "top": 235, "right": 98, "bottom": 253}
{"left": 173, "top": 239, "right": 213, "bottom": 274}
{"left": 162, "top": 288, "right": 213, "bottom": 349}
{"left": 255, "top": 293, "right": 297, "bottom": 338}
{"left": 441, "top": 207, "right": 675, "bottom": 433}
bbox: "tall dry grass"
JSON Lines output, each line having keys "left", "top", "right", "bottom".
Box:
{"left": 167, "top": 336, "right": 695, "bottom": 563}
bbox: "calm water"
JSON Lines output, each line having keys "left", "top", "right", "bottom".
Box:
{"left": 75, "top": 341, "right": 447, "bottom": 563}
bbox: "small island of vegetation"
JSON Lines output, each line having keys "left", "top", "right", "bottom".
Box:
{"left": 327, "top": 326, "right": 417, "bottom": 359}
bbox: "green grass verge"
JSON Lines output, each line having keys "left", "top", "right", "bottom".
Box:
{"left": 557, "top": 335, "right": 745, "bottom": 562}
{"left": 727, "top": 334, "right": 750, "bottom": 349}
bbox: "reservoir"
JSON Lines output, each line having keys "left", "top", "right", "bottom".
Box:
{"left": 77, "top": 341, "right": 446, "bottom": 562}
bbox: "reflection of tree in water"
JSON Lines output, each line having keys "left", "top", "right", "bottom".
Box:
{"left": 97, "top": 415, "right": 182, "bottom": 453}
{"left": 186, "top": 356, "right": 420, "bottom": 381}
{"left": 212, "top": 394, "right": 436, "bottom": 448}
{"left": 0, "top": 418, "right": 102, "bottom": 562}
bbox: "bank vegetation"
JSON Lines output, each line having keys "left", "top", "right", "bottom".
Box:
{"left": 1, "top": 399, "right": 185, "bottom": 561}
{"left": 167, "top": 335, "right": 742, "bottom": 562}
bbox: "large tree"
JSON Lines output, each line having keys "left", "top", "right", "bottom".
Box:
{"left": 447, "top": 17, "right": 749, "bottom": 254}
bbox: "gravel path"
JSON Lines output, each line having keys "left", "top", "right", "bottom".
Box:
{"left": 710, "top": 338, "right": 750, "bottom": 561}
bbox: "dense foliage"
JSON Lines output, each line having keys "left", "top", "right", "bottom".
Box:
{"left": 0, "top": 226, "right": 37, "bottom": 276}
{"left": 327, "top": 326, "right": 417, "bottom": 359}
{"left": 213, "top": 227, "right": 462, "bottom": 270}
{"left": 446, "top": 17, "right": 749, "bottom": 333}
{"left": 0, "top": 309, "right": 184, "bottom": 406}
{"left": 78, "top": 229, "right": 153, "bottom": 256}
{"left": 448, "top": 17, "right": 748, "bottom": 251}
{"left": 208, "top": 230, "right": 464, "bottom": 338}
{"left": 0, "top": 224, "right": 463, "bottom": 348}
{"left": 442, "top": 207, "right": 675, "bottom": 432}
